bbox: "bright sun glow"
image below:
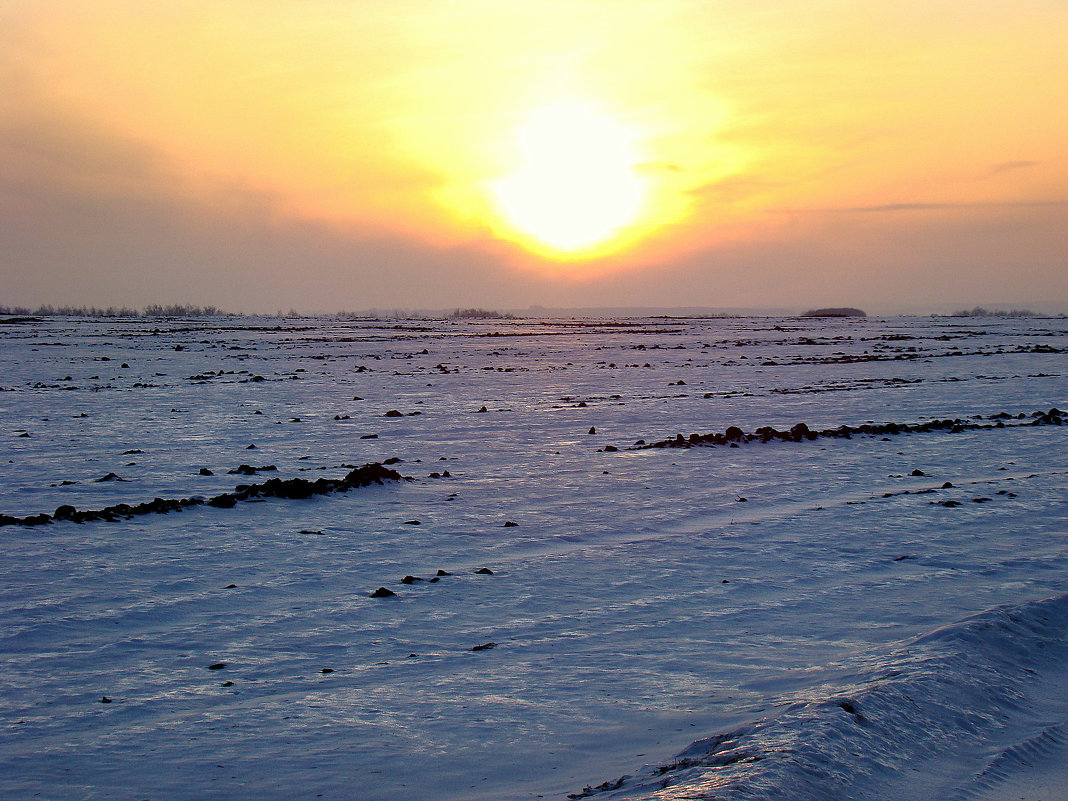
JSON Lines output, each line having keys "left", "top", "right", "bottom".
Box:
{"left": 489, "top": 103, "right": 646, "bottom": 260}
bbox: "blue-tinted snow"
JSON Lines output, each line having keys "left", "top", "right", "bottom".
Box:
{"left": 0, "top": 314, "right": 1065, "bottom": 800}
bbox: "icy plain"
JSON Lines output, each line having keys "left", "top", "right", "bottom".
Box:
{"left": 1, "top": 314, "right": 1066, "bottom": 801}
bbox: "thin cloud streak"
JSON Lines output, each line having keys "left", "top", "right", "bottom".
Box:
{"left": 781, "top": 200, "right": 1068, "bottom": 214}
{"left": 989, "top": 160, "right": 1040, "bottom": 175}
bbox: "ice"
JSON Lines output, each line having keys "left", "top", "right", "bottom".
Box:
{"left": 0, "top": 314, "right": 1066, "bottom": 800}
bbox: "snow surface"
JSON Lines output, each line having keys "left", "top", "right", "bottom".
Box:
{"left": 1, "top": 314, "right": 1066, "bottom": 801}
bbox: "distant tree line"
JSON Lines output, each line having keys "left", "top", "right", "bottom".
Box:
{"left": 448, "top": 307, "right": 516, "bottom": 319}
{"left": 0, "top": 303, "right": 235, "bottom": 318}
{"left": 950, "top": 307, "right": 1038, "bottom": 318}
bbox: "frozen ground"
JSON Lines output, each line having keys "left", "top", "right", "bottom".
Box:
{"left": 1, "top": 313, "right": 1066, "bottom": 801}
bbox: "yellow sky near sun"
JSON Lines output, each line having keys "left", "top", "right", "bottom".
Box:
{"left": 3, "top": 0, "right": 1067, "bottom": 270}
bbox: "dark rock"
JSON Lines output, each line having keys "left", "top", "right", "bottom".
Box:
{"left": 837, "top": 700, "right": 864, "bottom": 721}
{"left": 384, "top": 409, "right": 403, "bottom": 417}
{"left": 436, "top": 570, "right": 451, "bottom": 576}
{"left": 401, "top": 575, "right": 423, "bottom": 584}
{"left": 246, "top": 444, "right": 256, "bottom": 449}
{"left": 404, "top": 520, "right": 421, "bottom": 525}
{"left": 100, "top": 696, "right": 112, "bottom": 703}
{"left": 471, "top": 642, "right": 497, "bottom": 651}
{"left": 228, "top": 464, "right": 277, "bottom": 475}
{"left": 53, "top": 505, "right": 78, "bottom": 521}
{"left": 360, "top": 433, "right": 379, "bottom": 439}
{"left": 321, "top": 668, "right": 334, "bottom": 674}
{"left": 221, "top": 681, "right": 234, "bottom": 687}
{"left": 370, "top": 587, "right": 397, "bottom": 598}
{"left": 342, "top": 463, "right": 402, "bottom": 487}
{"left": 588, "top": 427, "right": 596, "bottom": 435}
{"left": 476, "top": 406, "right": 488, "bottom": 413}
{"left": 207, "top": 663, "right": 227, "bottom": 670}
{"left": 753, "top": 426, "right": 779, "bottom": 443}
{"left": 94, "top": 472, "right": 125, "bottom": 482}
{"left": 1038, "top": 407, "right": 1064, "bottom": 425}
{"left": 503, "top": 521, "right": 518, "bottom": 527}
{"left": 724, "top": 426, "right": 745, "bottom": 442}
{"left": 199, "top": 467, "right": 214, "bottom": 476}
{"left": 942, "top": 481, "right": 953, "bottom": 488}
{"left": 475, "top": 567, "right": 494, "bottom": 575}
{"left": 911, "top": 469, "right": 926, "bottom": 476}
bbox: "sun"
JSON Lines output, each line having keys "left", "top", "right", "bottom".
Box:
{"left": 488, "top": 102, "right": 646, "bottom": 260}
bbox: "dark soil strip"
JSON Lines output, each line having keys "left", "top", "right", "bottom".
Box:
{"left": 1, "top": 462, "right": 404, "bottom": 527}
{"left": 614, "top": 408, "right": 1064, "bottom": 452}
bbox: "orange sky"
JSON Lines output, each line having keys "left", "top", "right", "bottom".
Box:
{"left": 2, "top": 0, "right": 1067, "bottom": 313}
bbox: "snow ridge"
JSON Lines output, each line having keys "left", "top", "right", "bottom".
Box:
{"left": 575, "top": 593, "right": 1068, "bottom": 800}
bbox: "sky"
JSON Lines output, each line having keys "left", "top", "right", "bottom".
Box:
{"left": 2, "top": 0, "right": 1067, "bottom": 314}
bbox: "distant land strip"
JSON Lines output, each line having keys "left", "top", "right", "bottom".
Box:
{"left": 0, "top": 462, "right": 404, "bottom": 528}
{"left": 607, "top": 407, "right": 1065, "bottom": 452}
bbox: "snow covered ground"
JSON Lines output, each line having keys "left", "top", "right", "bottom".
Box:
{"left": 1, "top": 313, "right": 1066, "bottom": 801}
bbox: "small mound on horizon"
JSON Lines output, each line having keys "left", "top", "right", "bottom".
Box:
{"left": 801, "top": 307, "right": 867, "bottom": 318}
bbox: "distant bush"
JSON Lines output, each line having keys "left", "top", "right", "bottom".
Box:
{"left": 448, "top": 308, "right": 516, "bottom": 319}
{"left": 950, "top": 307, "right": 1037, "bottom": 318}
{"left": 801, "top": 307, "right": 867, "bottom": 318}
